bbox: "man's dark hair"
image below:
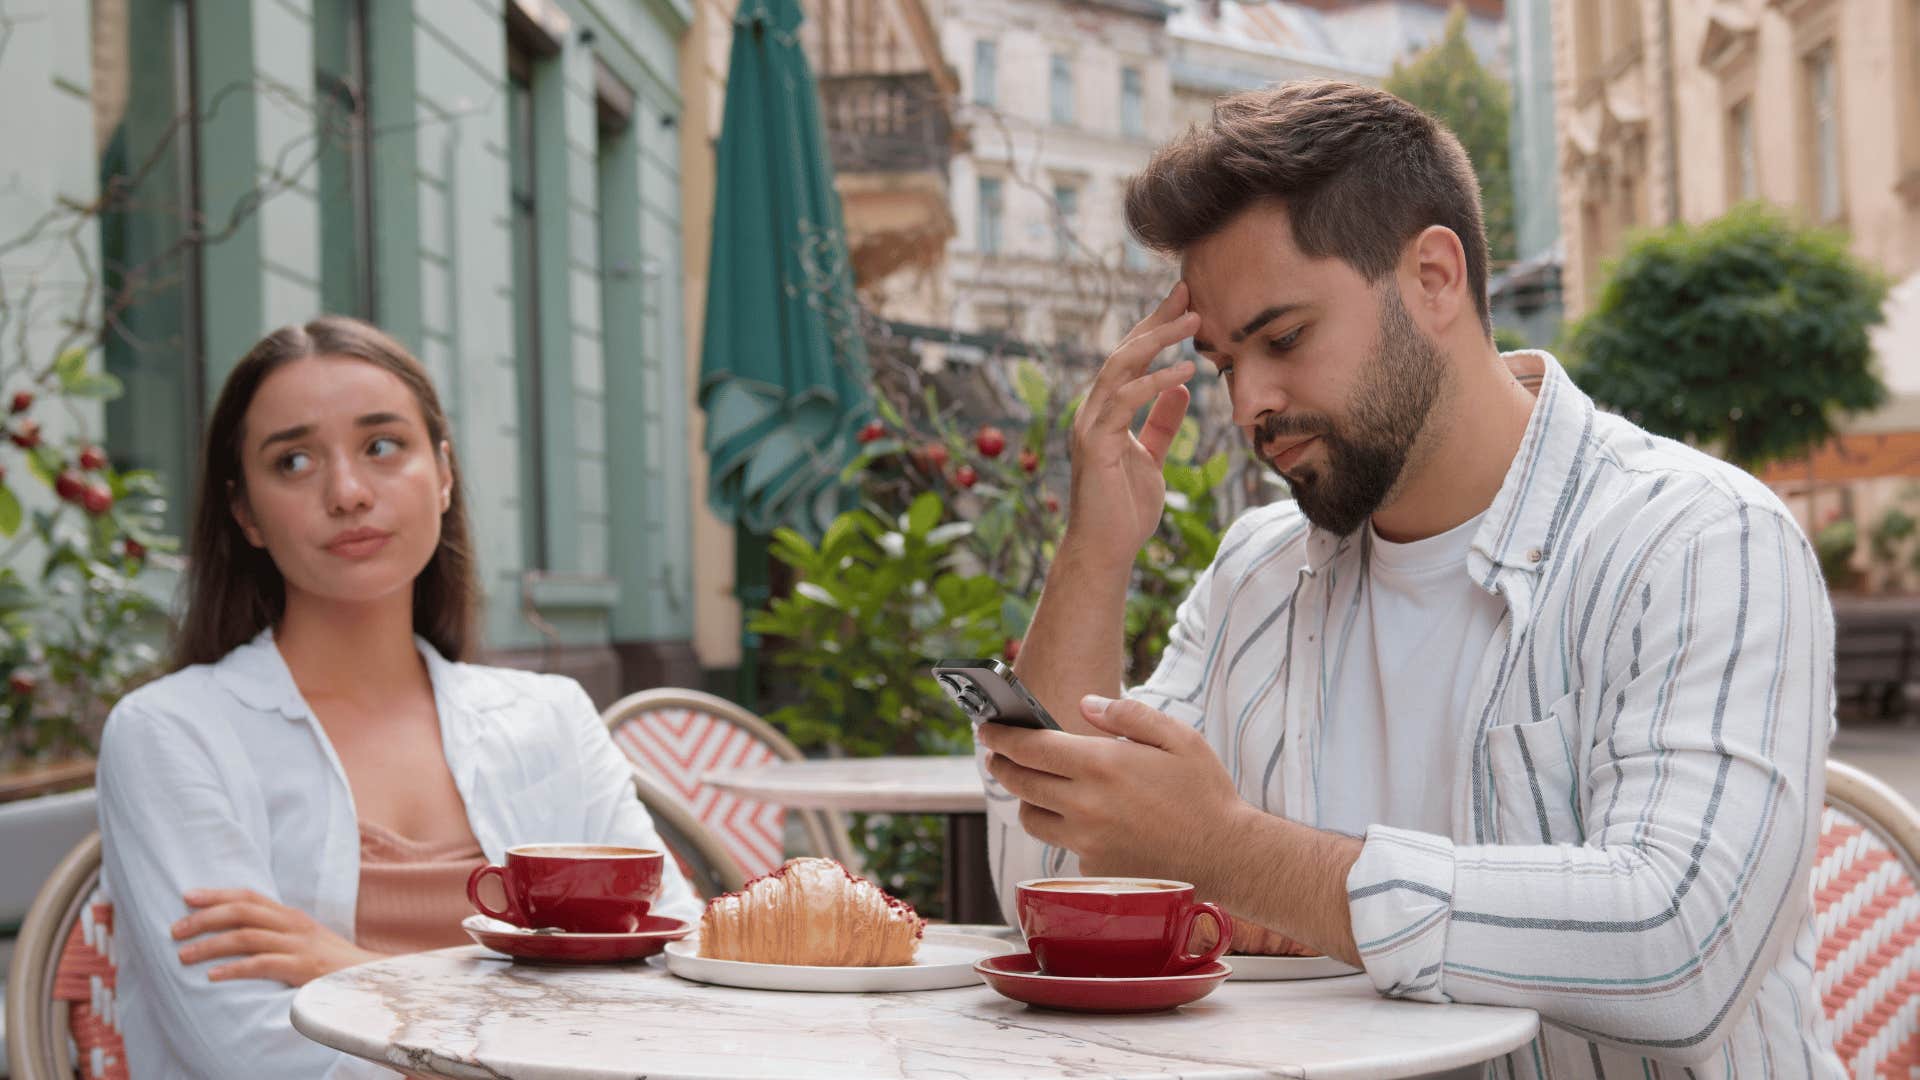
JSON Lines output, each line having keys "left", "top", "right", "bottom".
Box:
{"left": 1124, "top": 80, "right": 1493, "bottom": 336}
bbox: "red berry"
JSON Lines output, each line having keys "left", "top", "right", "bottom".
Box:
{"left": 1003, "top": 638, "right": 1022, "bottom": 662}
{"left": 7, "top": 672, "right": 35, "bottom": 696}
{"left": 974, "top": 426, "right": 1007, "bottom": 459}
{"left": 923, "top": 443, "right": 949, "bottom": 469}
{"left": 1045, "top": 494, "right": 1060, "bottom": 513}
{"left": 955, "top": 465, "right": 979, "bottom": 489}
{"left": 55, "top": 470, "right": 85, "bottom": 502}
{"left": 8, "top": 419, "right": 40, "bottom": 449}
{"left": 78, "top": 445, "right": 108, "bottom": 472}
{"left": 8, "top": 391, "right": 30, "bottom": 414}
{"left": 124, "top": 538, "right": 147, "bottom": 560}
{"left": 1018, "top": 448, "right": 1039, "bottom": 474}
{"left": 81, "top": 484, "right": 113, "bottom": 515}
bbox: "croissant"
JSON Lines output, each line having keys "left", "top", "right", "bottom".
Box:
{"left": 699, "top": 857, "right": 924, "bottom": 966}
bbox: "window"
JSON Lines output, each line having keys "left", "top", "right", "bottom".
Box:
{"left": 1120, "top": 66, "right": 1144, "bottom": 137}
{"left": 1050, "top": 54, "right": 1074, "bottom": 126}
{"left": 508, "top": 31, "right": 548, "bottom": 569}
{"left": 1727, "top": 98, "right": 1757, "bottom": 203}
{"left": 1805, "top": 45, "right": 1842, "bottom": 221}
{"left": 1575, "top": 1, "right": 1602, "bottom": 83}
{"left": 1124, "top": 234, "right": 1155, "bottom": 272}
{"left": 1052, "top": 184, "right": 1078, "bottom": 259}
{"left": 973, "top": 40, "right": 997, "bottom": 108}
{"left": 315, "top": 0, "right": 374, "bottom": 318}
{"left": 977, "top": 177, "right": 1003, "bottom": 255}
{"left": 95, "top": 0, "right": 202, "bottom": 538}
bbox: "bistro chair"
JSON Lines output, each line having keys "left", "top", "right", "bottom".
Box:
{"left": 1814, "top": 759, "right": 1920, "bottom": 1077}
{"left": 628, "top": 767, "right": 749, "bottom": 899}
{"left": 5, "top": 832, "right": 128, "bottom": 1080}
{"left": 604, "top": 687, "right": 859, "bottom": 877}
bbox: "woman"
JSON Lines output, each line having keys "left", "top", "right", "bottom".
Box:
{"left": 97, "top": 317, "right": 700, "bottom": 1079}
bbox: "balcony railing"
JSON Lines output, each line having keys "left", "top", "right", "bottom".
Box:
{"left": 818, "top": 72, "right": 953, "bottom": 176}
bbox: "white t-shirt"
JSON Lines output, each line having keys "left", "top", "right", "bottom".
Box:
{"left": 1314, "top": 511, "right": 1505, "bottom": 838}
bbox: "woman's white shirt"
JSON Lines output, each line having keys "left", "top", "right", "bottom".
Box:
{"left": 96, "top": 630, "right": 702, "bottom": 1080}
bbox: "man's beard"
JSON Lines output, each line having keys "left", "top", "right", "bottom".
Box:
{"left": 1256, "top": 289, "right": 1448, "bottom": 536}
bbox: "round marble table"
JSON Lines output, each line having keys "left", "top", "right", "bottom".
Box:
{"left": 703, "top": 756, "right": 999, "bottom": 921}
{"left": 292, "top": 946, "right": 1539, "bottom": 1079}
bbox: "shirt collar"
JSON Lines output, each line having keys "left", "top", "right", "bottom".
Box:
{"left": 209, "top": 627, "right": 514, "bottom": 720}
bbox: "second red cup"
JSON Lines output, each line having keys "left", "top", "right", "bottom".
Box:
{"left": 466, "top": 844, "right": 664, "bottom": 933}
{"left": 1016, "top": 877, "right": 1229, "bottom": 979}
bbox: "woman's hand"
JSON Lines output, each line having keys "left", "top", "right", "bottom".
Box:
{"left": 173, "top": 888, "right": 383, "bottom": 986}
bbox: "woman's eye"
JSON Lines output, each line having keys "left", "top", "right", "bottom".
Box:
{"left": 1268, "top": 327, "right": 1305, "bottom": 354}
{"left": 277, "top": 451, "right": 312, "bottom": 475}
{"left": 369, "top": 436, "right": 402, "bottom": 458}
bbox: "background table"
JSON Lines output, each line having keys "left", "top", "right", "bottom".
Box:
{"left": 703, "top": 756, "right": 999, "bottom": 921}
{"left": 293, "top": 946, "right": 1540, "bottom": 1079}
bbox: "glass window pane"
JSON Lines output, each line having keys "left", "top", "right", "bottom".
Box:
{"left": 95, "top": 0, "right": 202, "bottom": 539}
{"left": 1050, "top": 54, "right": 1073, "bottom": 126}
{"left": 1809, "top": 47, "right": 1840, "bottom": 221}
{"left": 314, "top": 0, "right": 374, "bottom": 318}
{"left": 973, "top": 40, "right": 997, "bottom": 107}
{"left": 508, "top": 39, "right": 547, "bottom": 570}
{"left": 1121, "top": 67, "right": 1143, "bottom": 137}
{"left": 978, "top": 177, "right": 1002, "bottom": 256}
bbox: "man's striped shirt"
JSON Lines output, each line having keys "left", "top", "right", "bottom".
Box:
{"left": 981, "top": 352, "right": 1843, "bottom": 1076}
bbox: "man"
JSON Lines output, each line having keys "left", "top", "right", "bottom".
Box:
{"left": 977, "top": 81, "right": 1840, "bottom": 1076}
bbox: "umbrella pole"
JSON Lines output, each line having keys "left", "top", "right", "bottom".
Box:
{"left": 735, "top": 522, "right": 771, "bottom": 711}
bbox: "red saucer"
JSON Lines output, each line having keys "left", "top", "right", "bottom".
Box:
{"left": 973, "top": 953, "right": 1231, "bottom": 1013}
{"left": 462, "top": 914, "right": 692, "bottom": 964}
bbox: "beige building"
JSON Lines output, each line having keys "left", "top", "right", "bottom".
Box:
{"left": 1553, "top": 0, "right": 1920, "bottom": 563}
{"left": 1554, "top": 0, "right": 1920, "bottom": 320}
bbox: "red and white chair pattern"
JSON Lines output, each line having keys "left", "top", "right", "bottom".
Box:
{"left": 7, "top": 832, "right": 131, "bottom": 1080}
{"left": 603, "top": 687, "right": 858, "bottom": 880}
{"left": 1813, "top": 759, "right": 1920, "bottom": 1079}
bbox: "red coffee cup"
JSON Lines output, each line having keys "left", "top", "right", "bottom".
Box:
{"left": 466, "top": 844, "right": 664, "bottom": 933}
{"left": 1016, "top": 877, "right": 1229, "bottom": 979}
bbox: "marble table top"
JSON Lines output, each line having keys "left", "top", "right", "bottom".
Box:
{"left": 292, "top": 946, "right": 1538, "bottom": 1079}
{"left": 704, "top": 755, "right": 987, "bottom": 814}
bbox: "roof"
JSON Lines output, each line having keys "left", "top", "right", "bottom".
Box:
{"left": 1168, "top": 0, "right": 1388, "bottom": 81}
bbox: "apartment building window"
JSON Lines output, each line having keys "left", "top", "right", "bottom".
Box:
{"left": 1052, "top": 183, "right": 1079, "bottom": 259}
{"left": 1575, "top": 1, "right": 1602, "bottom": 83}
{"left": 95, "top": 0, "right": 203, "bottom": 538}
{"left": 508, "top": 29, "right": 549, "bottom": 570}
{"left": 315, "top": 0, "right": 375, "bottom": 319}
{"left": 1124, "top": 234, "right": 1154, "bottom": 271}
{"left": 1120, "top": 66, "right": 1144, "bottom": 137}
{"left": 1805, "top": 44, "right": 1842, "bottom": 221}
{"left": 973, "top": 40, "right": 997, "bottom": 107}
{"left": 1050, "top": 54, "right": 1074, "bottom": 126}
{"left": 977, "top": 177, "right": 1004, "bottom": 255}
{"left": 1727, "top": 98, "right": 1757, "bottom": 203}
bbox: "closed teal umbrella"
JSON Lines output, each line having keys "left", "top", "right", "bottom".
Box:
{"left": 699, "top": 0, "right": 869, "bottom": 539}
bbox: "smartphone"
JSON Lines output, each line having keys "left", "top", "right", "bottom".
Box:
{"left": 932, "top": 659, "right": 1063, "bottom": 731}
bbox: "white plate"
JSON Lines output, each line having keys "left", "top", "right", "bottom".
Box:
{"left": 664, "top": 931, "right": 1016, "bottom": 992}
{"left": 1223, "top": 953, "right": 1363, "bottom": 981}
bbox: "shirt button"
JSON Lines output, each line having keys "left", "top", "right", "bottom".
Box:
{"left": 1527, "top": 547, "right": 1543, "bottom": 563}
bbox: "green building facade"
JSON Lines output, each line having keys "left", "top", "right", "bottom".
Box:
{"left": 0, "top": 0, "right": 700, "bottom": 700}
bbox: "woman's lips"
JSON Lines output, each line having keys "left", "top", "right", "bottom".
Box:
{"left": 325, "top": 531, "right": 393, "bottom": 559}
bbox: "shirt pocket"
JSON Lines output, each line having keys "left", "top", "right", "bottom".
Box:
{"left": 1484, "top": 692, "right": 1584, "bottom": 844}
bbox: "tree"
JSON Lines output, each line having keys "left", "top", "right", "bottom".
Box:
{"left": 1569, "top": 203, "right": 1889, "bottom": 469}
{"left": 1385, "top": 5, "right": 1515, "bottom": 262}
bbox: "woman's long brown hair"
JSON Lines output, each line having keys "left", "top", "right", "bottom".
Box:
{"left": 171, "top": 316, "right": 479, "bottom": 669}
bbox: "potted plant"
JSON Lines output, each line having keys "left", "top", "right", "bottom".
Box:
{"left": 1, "top": 348, "right": 173, "bottom": 799}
